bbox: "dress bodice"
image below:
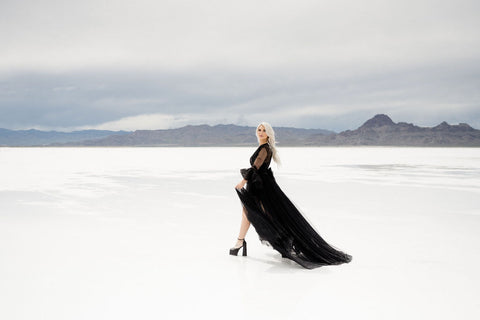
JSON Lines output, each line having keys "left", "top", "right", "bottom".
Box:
{"left": 249, "top": 143, "right": 272, "bottom": 171}
{"left": 240, "top": 143, "right": 273, "bottom": 186}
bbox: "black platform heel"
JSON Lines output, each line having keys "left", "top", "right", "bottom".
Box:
{"left": 229, "top": 238, "right": 247, "bottom": 256}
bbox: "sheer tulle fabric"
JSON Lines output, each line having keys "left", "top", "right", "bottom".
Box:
{"left": 236, "top": 143, "right": 352, "bottom": 269}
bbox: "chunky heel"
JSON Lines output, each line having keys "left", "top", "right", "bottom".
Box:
{"left": 229, "top": 238, "right": 247, "bottom": 256}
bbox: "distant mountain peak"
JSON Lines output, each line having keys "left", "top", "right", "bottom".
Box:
{"left": 459, "top": 123, "right": 474, "bottom": 130}
{"left": 433, "top": 121, "right": 476, "bottom": 132}
{"left": 360, "top": 114, "right": 395, "bottom": 128}
{"left": 434, "top": 121, "right": 451, "bottom": 129}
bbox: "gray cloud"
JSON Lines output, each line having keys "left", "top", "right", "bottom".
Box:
{"left": 2, "top": 61, "right": 478, "bottom": 131}
{"left": 0, "top": 0, "right": 479, "bottom": 131}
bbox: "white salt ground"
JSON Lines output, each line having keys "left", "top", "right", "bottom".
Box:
{"left": 0, "top": 147, "right": 479, "bottom": 320}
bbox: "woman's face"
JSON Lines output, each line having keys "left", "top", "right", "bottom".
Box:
{"left": 257, "top": 125, "right": 268, "bottom": 142}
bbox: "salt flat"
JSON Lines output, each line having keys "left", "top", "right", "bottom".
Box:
{"left": 1, "top": 147, "right": 479, "bottom": 320}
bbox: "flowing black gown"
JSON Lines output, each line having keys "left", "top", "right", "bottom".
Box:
{"left": 235, "top": 143, "right": 352, "bottom": 269}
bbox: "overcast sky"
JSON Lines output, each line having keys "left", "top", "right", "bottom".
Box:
{"left": 1, "top": 0, "right": 479, "bottom": 132}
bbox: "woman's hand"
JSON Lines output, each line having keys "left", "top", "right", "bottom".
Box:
{"left": 235, "top": 179, "right": 247, "bottom": 190}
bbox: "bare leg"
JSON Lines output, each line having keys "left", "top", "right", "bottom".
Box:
{"left": 233, "top": 207, "right": 250, "bottom": 248}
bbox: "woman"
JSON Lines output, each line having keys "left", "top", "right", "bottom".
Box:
{"left": 230, "top": 122, "right": 352, "bottom": 269}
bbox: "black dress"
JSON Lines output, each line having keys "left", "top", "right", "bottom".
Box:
{"left": 236, "top": 143, "right": 352, "bottom": 269}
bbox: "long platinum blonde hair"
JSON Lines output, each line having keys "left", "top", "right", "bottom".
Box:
{"left": 257, "top": 122, "right": 281, "bottom": 166}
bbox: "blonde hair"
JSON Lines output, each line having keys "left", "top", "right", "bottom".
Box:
{"left": 257, "top": 122, "right": 281, "bottom": 166}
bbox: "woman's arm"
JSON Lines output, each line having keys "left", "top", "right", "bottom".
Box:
{"left": 252, "top": 148, "right": 268, "bottom": 170}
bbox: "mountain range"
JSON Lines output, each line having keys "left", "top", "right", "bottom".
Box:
{"left": 1, "top": 114, "right": 479, "bottom": 147}
{"left": 0, "top": 128, "right": 130, "bottom": 147}
{"left": 59, "top": 125, "right": 333, "bottom": 147}
{"left": 311, "top": 114, "right": 480, "bottom": 147}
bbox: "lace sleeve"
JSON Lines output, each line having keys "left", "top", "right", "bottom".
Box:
{"left": 240, "top": 148, "right": 268, "bottom": 180}
{"left": 253, "top": 148, "right": 268, "bottom": 170}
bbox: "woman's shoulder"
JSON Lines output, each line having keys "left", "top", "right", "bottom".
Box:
{"left": 257, "top": 143, "right": 270, "bottom": 151}
{"left": 259, "top": 143, "right": 272, "bottom": 156}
